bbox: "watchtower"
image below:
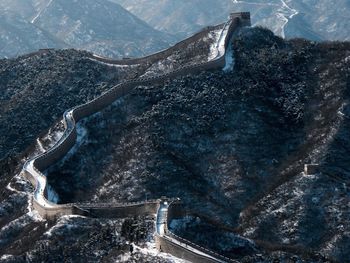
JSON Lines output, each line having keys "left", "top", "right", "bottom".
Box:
{"left": 230, "top": 12, "right": 251, "bottom": 27}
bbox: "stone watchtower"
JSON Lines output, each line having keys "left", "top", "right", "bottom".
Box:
{"left": 230, "top": 12, "right": 251, "bottom": 27}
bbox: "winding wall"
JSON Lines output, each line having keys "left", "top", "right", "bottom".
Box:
{"left": 21, "top": 12, "right": 251, "bottom": 262}
{"left": 89, "top": 24, "right": 224, "bottom": 65}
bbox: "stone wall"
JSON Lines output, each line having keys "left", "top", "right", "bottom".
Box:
{"left": 155, "top": 201, "right": 237, "bottom": 263}
{"left": 32, "top": 200, "right": 85, "bottom": 220}
{"left": 89, "top": 24, "right": 224, "bottom": 65}
{"left": 155, "top": 235, "right": 222, "bottom": 263}
{"left": 79, "top": 201, "right": 159, "bottom": 218}
{"left": 34, "top": 127, "right": 77, "bottom": 171}
{"left": 24, "top": 10, "right": 249, "bottom": 233}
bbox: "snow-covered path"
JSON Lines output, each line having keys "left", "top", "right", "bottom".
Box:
{"left": 208, "top": 21, "right": 231, "bottom": 61}
{"left": 163, "top": 235, "right": 226, "bottom": 262}
{"left": 24, "top": 160, "right": 56, "bottom": 208}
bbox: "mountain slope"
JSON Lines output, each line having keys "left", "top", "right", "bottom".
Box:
{"left": 0, "top": 0, "right": 176, "bottom": 58}
{"left": 0, "top": 11, "right": 66, "bottom": 58}
{"left": 111, "top": 0, "right": 233, "bottom": 38}
{"left": 284, "top": 0, "right": 350, "bottom": 41}
{"left": 0, "top": 26, "right": 218, "bottom": 263}
{"left": 31, "top": 0, "right": 176, "bottom": 58}
{"left": 113, "top": 0, "right": 350, "bottom": 41}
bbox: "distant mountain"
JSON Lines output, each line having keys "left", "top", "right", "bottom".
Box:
{"left": 228, "top": 0, "right": 350, "bottom": 41}
{"left": 31, "top": 0, "right": 176, "bottom": 58}
{"left": 0, "top": 0, "right": 45, "bottom": 21}
{"left": 113, "top": 0, "right": 350, "bottom": 41}
{"left": 284, "top": 0, "right": 350, "bottom": 41}
{"left": 0, "top": 10, "right": 65, "bottom": 58}
{"left": 110, "top": 0, "right": 233, "bottom": 38}
{"left": 0, "top": 0, "right": 176, "bottom": 58}
{"left": 1, "top": 0, "right": 348, "bottom": 58}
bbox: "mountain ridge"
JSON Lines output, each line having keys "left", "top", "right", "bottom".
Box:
{"left": 0, "top": 0, "right": 176, "bottom": 59}
{"left": 113, "top": 0, "right": 350, "bottom": 41}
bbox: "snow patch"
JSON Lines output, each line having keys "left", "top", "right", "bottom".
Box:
{"left": 1, "top": 255, "right": 13, "bottom": 260}
{"left": 169, "top": 216, "right": 194, "bottom": 231}
{"left": 344, "top": 56, "right": 350, "bottom": 63}
{"left": 208, "top": 30, "right": 222, "bottom": 61}
{"left": 0, "top": 211, "right": 42, "bottom": 236}
{"left": 208, "top": 21, "right": 230, "bottom": 61}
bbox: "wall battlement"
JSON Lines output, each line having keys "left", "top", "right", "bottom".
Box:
{"left": 230, "top": 12, "right": 251, "bottom": 27}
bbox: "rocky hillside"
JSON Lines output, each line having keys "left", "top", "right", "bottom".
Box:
{"left": 47, "top": 28, "right": 350, "bottom": 262}
{"left": 0, "top": 0, "right": 175, "bottom": 58}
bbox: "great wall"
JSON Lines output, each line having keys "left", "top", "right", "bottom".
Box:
{"left": 21, "top": 12, "right": 251, "bottom": 263}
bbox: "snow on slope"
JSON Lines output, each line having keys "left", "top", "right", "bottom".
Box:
{"left": 31, "top": 0, "right": 53, "bottom": 23}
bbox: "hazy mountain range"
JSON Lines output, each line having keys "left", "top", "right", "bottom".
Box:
{"left": 0, "top": 0, "right": 175, "bottom": 58}
{"left": 114, "top": 0, "right": 350, "bottom": 41}
{"left": 109, "top": 0, "right": 234, "bottom": 38}
{"left": 0, "top": 0, "right": 349, "bottom": 58}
